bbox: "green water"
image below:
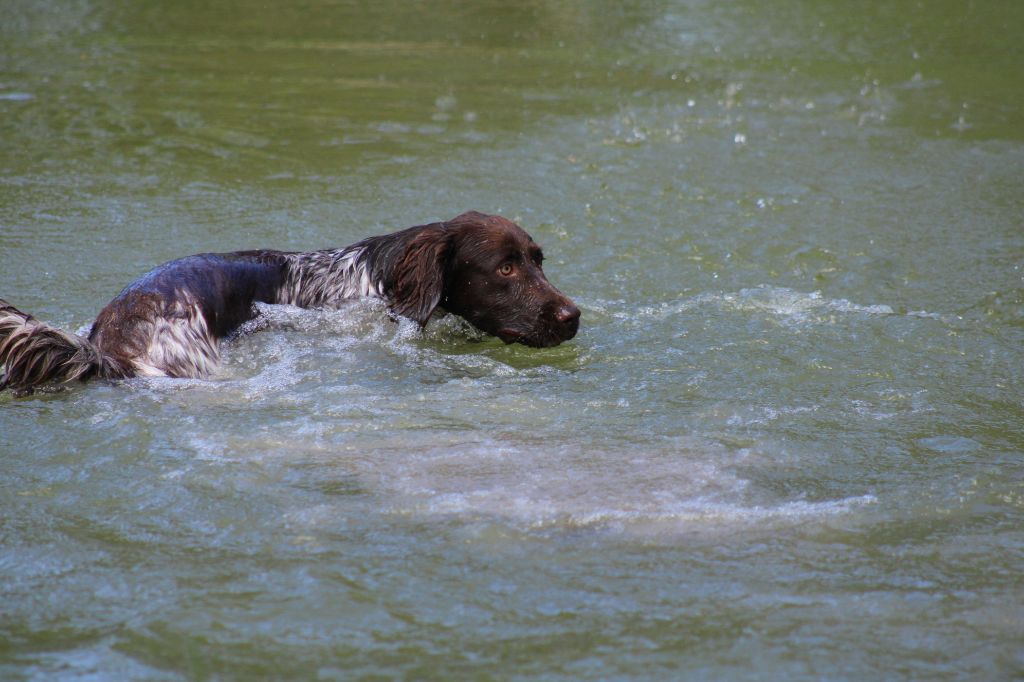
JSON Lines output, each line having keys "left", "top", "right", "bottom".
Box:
{"left": 2, "top": 1, "right": 1023, "bottom": 679}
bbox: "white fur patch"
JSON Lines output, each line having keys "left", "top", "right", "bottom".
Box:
{"left": 277, "top": 246, "right": 385, "bottom": 308}
{"left": 132, "top": 294, "right": 219, "bottom": 378}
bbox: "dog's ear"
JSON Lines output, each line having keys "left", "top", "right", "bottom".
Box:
{"left": 390, "top": 225, "right": 452, "bottom": 326}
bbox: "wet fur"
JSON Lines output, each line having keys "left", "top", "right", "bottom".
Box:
{"left": 0, "top": 211, "right": 579, "bottom": 393}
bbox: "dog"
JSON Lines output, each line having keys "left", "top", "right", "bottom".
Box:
{"left": 0, "top": 211, "right": 580, "bottom": 393}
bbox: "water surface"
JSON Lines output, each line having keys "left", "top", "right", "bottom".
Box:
{"left": 2, "top": 1, "right": 1023, "bottom": 679}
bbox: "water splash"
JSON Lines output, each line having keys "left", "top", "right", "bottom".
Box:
{"left": 364, "top": 439, "right": 877, "bottom": 536}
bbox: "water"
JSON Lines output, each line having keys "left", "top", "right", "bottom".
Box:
{"left": 2, "top": 1, "right": 1023, "bottom": 679}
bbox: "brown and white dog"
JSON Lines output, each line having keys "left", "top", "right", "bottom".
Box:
{"left": 0, "top": 211, "right": 580, "bottom": 393}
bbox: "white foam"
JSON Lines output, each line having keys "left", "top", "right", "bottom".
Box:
{"left": 166, "top": 399, "right": 877, "bottom": 538}
{"left": 357, "top": 439, "right": 876, "bottom": 535}
{"left": 615, "top": 286, "right": 900, "bottom": 325}
{"left": 725, "top": 286, "right": 894, "bottom": 320}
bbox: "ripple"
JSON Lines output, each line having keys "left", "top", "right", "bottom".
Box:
{"left": 367, "top": 438, "right": 877, "bottom": 536}
{"left": 614, "top": 286, "right": 900, "bottom": 324}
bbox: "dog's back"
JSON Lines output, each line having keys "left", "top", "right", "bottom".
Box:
{"left": 87, "top": 253, "right": 288, "bottom": 379}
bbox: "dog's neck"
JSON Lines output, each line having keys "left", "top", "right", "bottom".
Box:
{"left": 276, "top": 245, "right": 383, "bottom": 308}
{"left": 274, "top": 225, "right": 429, "bottom": 309}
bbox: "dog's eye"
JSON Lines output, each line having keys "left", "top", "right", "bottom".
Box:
{"left": 498, "top": 263, "right": 515, "bottom": 277}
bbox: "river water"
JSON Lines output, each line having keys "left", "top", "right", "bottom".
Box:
{"left": 2, "top": 1, "right": 1023, "bottom": 679}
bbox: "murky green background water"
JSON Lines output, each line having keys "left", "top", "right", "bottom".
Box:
{"left": 2, "top": 1, "right": 1023, "bottom": 679}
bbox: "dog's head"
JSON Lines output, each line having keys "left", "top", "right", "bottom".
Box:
{"left": 390, "top": 211, "right": 580, "bottom": 348}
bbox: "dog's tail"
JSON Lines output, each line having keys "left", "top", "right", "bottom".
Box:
{"left": 0, "top": 299, "right": 127, "bottom": 394}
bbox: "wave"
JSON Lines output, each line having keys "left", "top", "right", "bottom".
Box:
{"left": 363, "top": 439, "right": 877, "bottom": 536}
{"left": 614, "top": 285, "right": 900, "bottom": 323}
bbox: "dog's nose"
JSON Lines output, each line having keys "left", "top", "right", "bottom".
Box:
{"left": 555, "top": 304, "right": 580, "bottom": 325}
